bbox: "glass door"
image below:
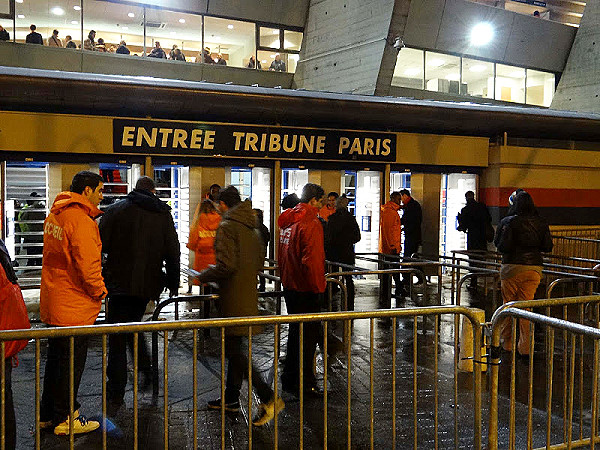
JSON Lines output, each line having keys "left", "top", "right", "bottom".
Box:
{"left": 439, "top": 173, "right": 477, "bottom": 256}
{"left": 99, "top": 163, "right": 141, "bottom": 208}
{"left": 281, "top": 168, "right": 308, "bottom": 205}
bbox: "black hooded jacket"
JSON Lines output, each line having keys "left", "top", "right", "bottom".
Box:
{"left": 99, "top": 189, "right": 180, "bottom": 300}
{"left": 494, "top": 213, "right": 553, "bottom": 265}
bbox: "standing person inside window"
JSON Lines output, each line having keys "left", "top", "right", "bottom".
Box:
{"left": 48, "top": 29, "right": 62, "bottom": 47}
{"left": 269, "top": 54, "right": 286, "bottom": 72}
{"left": 0, "top": 25, "right": 11, "bottom": 41}
{"left": 64, "top": 35, "right": 77, "bottom": 49}
{"left": 25, "top": 24, "right": 43, "bottom": 45}
{"left": 39, "top": 171, "right": 106, "bottom": 435}
{"left": 494, "top": 191, "right": 552, "bottom": 356}
{"left": 83, "top": 30, "right": 96, "bottom": 51}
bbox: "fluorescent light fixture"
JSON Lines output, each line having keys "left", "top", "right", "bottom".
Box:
{"left": 73, "top": 5, "right": 81, "bottom": 10}
{"left": 178, "top": 18, "right": 185, "bottom": 23}
{"left": 122, "top": 26, "right": 128, "bottom": 30}
{"left": 71, "top": 20, "right": 78, "bottom": 25}
{"left": 469, "top": 64, "right": 487, "bottom": 72}
{"left": 261, "top": 60, "right": 267, "bottom": 64}
{"left": 272, "top": 30, "right": 279, "bottom": 35}
{"left": 445, "top": 73, "right": 460, "bottom": 81}
{"left": 170, "top": 31, "right": 176, "bottom": 35}
{"left": 509, "top": 70, "right": 524, "bottom": 78}
{"left": 16, "top": 0, "right": 23, "bottom": 3}
{"left": 428, "top": 58, "right": 444, "bottom": 67}
{"left": 270, "top": 54, "right": 276, "bottom": 58}
{"left": 470, "top": 22, "right": 493, "bottom": 46}
{"left": 17, "top": 14, "right": 25, "bottom": 18}
{"left": 51, "top": 7, "right": 65, "bottom": 15}
{"left": 404, "top": 68, "right": 421, "bottom": 76}
{"left": 128, "top": 12, "right": 135, "bottom": 18}
{"left": 227, "top": 24, "right": 234, "bottom": 29}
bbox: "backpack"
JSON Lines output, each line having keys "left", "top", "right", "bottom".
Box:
{"left": 0, "top": 244, "right": 30, "bottom": 361}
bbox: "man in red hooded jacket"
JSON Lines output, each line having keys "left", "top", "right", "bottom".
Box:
{"left": 278, "top": 183, "right": 325, "bottom": 397}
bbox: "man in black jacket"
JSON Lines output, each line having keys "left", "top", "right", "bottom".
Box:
{"left": 25, "top": 24, "right": 43, "bottom": 45}
{"left": 457, "top": 191, "right": 492, "bottom": 288}
{"left": 325, "top": 196, "right": 361, "bottom": 310}
{"left": 399, "top": 189, "right": 422, "bottom": 294}
{"left": 0, "top": 25, "right": 10, "bottom": 41}
{"left": 99, "top": 176, "right": 180, "bottom": 406}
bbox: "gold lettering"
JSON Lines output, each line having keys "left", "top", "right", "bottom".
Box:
{"left": 381, "top": 138, "right": 391, "bottom": 156}
{"left": 136, "top": 127, "right": 157, "bottom": 147}
{"left": 316, "top": 136, "right": 326, "bottom": 154}
{"left": 173, "top": 129, "right": 188, "bottom": 149}
{"left": 364, "top": 138, "right": 374, "bottom": 156}
{"left": 190, "top": 129, "right": 203, "bottom": 149}
{"left": 283, "top": 135, "right": 297, "bottom": 153}
{"left": 232, "top": 132, "right": 245, "bottom": 151}
{"left": 260, "top": 133, "right": 268, "bottom": 152}
{"left": 159, "top": 128, "right": 173, "bottom": 147}
{"left": 122, "top": 127, "right": 135, "bottom": 146}
{"left": 299, "top": 135, "right": 314, "bottom": 153}
{"left": 338, "top": 137, "right": 350, "bottom": 154}
{"left": 269, "top": 134, "right": 281, "bottom": 152}
{"left": 349, "top": 138, "right": 362, "bottom": 155}
{"left": 245, "top": 133, "right": 259, "bottom": 151}
{"left": 204, "top": 130, "right": 215, "bottom": 150}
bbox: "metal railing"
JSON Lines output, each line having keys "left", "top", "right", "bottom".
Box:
{"left": 488, "top": 295, "right": 600, "bottom": 450}
{"left": 0, "top": 305, "right": 485, "bottom": 449}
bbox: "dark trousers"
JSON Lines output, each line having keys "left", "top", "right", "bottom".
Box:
{"left": 41, "top": 336, "right": 89, "bottom": 424}
{"left": 380, "top": 254, "right": 402, "bottom": 308}
{"left": 106, "top": 295, "right": 151, "bottom": 401}
{"left": 224, "top": 336, "right": 273, "bottom": 403}
{"left": 331, "top": 264, "right": 355, "bottom": 310}
{"left": 3, "top": 361, "right": 15, "bottom": 450}
{"left": 282, "top": 290, "right": 322, "bottom": 388}
{"left": 401, "top": 239, "right": 421, "bottom": 287}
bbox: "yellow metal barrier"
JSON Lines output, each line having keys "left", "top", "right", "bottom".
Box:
{"left": 488, "top": 295, "right": 600, "bottom": 450}
{"left": 1, "top": 305, "right": 485, "bottom": 449}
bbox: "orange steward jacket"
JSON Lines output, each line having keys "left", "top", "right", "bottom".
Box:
{"left": 40, "top": 192, "right": 107, "bottom": 326}
{"left": 379, "top": 201, "right": 402, "bottom": 254}
{"left": 318, "top": 205, "right": 335, "bottom": 222}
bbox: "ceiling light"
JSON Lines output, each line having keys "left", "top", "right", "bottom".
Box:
{"left": 16, "top": 0, "right": 23, "bottom": 3}
{"left": 469, "top": 64, "right": 487, "bottom": 72}
{"left": 227, "top": 24, "right": 234, "bottom": 29}
{"left": 404, "top": 68, "right": 420, "bottom": 76}
{"left": 445, "top": 74, "right": 460, "bottom": 81}
{"left": 51, "top": 7, "right": 65, "bottom": 15}
{"left": 71, "top": 20, "right": 78, "bottom": 25}
{"left": 73, "top": 5, "right": 81, "bottom": 10}
{"left": 128, "top": 12, "right": 135, "bottom": 18}
{"left": 470, "top": 22, "right": 493, "bottom": 46}
{"left": 428, "top": 58, "right": 444, "bottom": 67}
{"left": 270, "top": 54, "right": 276, "bottom": 58}
{"left": 122, "top": 26, "right": 128, "bottom": 30}
{"left": 178, "top": 18, "right": 185, "bottom": 23}
{"left": 261, "top": 60, "right": 267, "bottom": 64}
{"left": 272, "top": 30, "right": 279, "bottom": 35}
{"left": 170, "top": 31, "right": 176, "bottom": 35}
{"left": 17, "top": 14, "right": 25, "bottom": 18}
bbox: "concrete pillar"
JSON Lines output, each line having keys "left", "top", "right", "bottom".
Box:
{"left": 59, "top": 163, "right": 90, "bottom": 193}
{"left": 551, "top": 0, "right": 600, "bottom": 113}
{"left": 308, "top": 169, "right": 342, "bottom": 196}
{"left": 409, "top": 173, "right": 441, "bottom": 257}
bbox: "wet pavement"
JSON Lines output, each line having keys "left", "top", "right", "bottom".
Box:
{"left": 8, "top": 276, "right": 595, "bottom": 448}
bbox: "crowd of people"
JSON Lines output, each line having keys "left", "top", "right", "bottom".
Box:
{"left": 0, "top": 171, "right": 552, "bottom": 447}
{"left": 0, "top": 24, "right": 289, "bottom": 71}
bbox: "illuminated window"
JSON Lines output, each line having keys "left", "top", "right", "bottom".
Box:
{"left": 526, "top": 69, "right": 555, "bottom": 107}
{"left": 392, "top": 48, "right": 424, "bottom": 89}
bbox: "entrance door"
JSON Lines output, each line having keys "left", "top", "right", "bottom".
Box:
{"left": 5, "top": 162, "right": 49, "bottom": 286}
{"left": 282, "top": 168, "right": 308, "bottom": 201}
{"left": 154, "top": 165, "right": 190, "bottom": 275}
{"left": 227, "top": 166, "right": 272, "bottom": 239}
{"left": 439, "top": 173, "right": 477, "bottom": 256}
{"left": 99, "top": 163, "right": 141, "bottom": 208}
{"left": 343, "top": 170, "right": 381, "bottom": 255}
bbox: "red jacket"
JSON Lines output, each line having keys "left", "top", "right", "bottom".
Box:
{"left": 278, "top": 203, "right": 326, "bottom": 293}
{"left": 318, "top": 205, "right": 335, "bottom": 222}
{"left": 187, "top": 211, "right": 221, "bottom": 272}
{"left": 40, "top": 192, "right": 107, "bottom": 326}
{"left": 379, "top": 201, "right": 402, "bottom": 254}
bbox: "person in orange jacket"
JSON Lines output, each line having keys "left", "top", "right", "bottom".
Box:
{"left": 40, "top": 171, "right": 107, "bottom": 436}
{"left": 379, "top": 191, "right": 403, "bottom": 304}
{"left": 318, "top": 191, "right": 338, "bottom": 222}
{"left": 187, "top": 199, "right": 221, "bottom": 289}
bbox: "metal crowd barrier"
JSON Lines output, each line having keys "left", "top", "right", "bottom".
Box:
{"left": 488, "top": 295, "right": 600, "bottom": 450}
{"left": 552, "top": 234, "right": 600, "bottom": 263}
{"left": 0, "top": 305, "right": 485, "bottom": 450}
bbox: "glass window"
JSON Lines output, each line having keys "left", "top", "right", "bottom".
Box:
{"left": 204, "top": 16, "right": 255, "bottom": 68}
{"left": 260, "top": 26, "right": 280, "bottom": 49}
{"left": 0, "top": 19, "right": 13, "bottom": 42}
{"left": 495, "top": 64, "right": 525, "bottom": 103}
{"left": 257, "top": 50, "right": 296, "bottom": 73}
{"left": 144, "top": 8, "right": 201, "bottom": 61}
{"left": 461, "top": 58, "right": 494, "bottom": 99}
{"left": 230, "top": 168, "right": 252, "bottom": 200}
{"left": 83, "top": 1, "right": 143, "bottom": 54}
{"left": 526, "top": 69, "right": 555, "bottom": 107}
{"left": 392, "top": 47, "right": 424, "bottom": 89}
{"left": 17, "top": 0, "right": 82, "bottom": 46}
{"left": 425, "top": 51, "right": 461, "bottom": 94}
{"left": 0, "top": 0, "right": 9, "bottom": 16}
{"left": 283, "top": 30, "right": 302, "bottom": 51}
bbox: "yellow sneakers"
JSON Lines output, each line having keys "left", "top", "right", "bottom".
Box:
{"left": 53, "top": 412, "right": 99, "bottom": 436}
{"left": 252, "top": 397, "right": 285, "bottom": 427}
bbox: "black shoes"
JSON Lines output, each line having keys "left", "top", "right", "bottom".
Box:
{"left": 207, "top": 398, "right": 240, "bottom": 412}
{"left": 282, "top": 382, "right": 323, "bottom": 398}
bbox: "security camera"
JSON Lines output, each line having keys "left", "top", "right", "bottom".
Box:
{"left": 393, "top": 36, "right": 405, "bottom": 50}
